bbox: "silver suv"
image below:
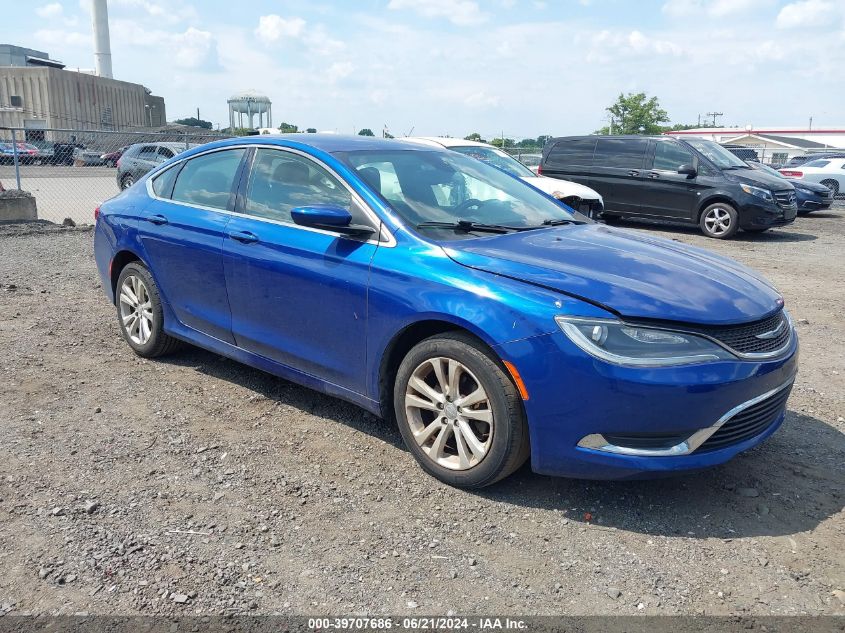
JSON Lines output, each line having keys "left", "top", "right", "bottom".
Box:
{"left": 117, "top": 142, "right": 189, "bottom": 190}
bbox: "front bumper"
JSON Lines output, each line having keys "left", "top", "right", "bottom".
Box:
{"left": 495, "top": 328, "right": 798, "bottom": 479}
{"left": 737, "top": 197, "right": 797, "bottom": 229}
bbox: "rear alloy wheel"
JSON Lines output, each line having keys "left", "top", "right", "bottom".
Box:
{"left": 394, "top": 333, "right": 529, "bottom": 488}
{"left": 121, "top": 174, "right": 135, "bottom": 190}
{"left": 821, "top": 179, "right": 839, "bottom": 197}
{"left": 700, "top": 202, "right": 739, "bottom": 239}
{"left": 116, "top": 262, "right": 181, "bottom": 358}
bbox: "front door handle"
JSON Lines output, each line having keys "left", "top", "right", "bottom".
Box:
{"left": 146, "top": 214, "right": 168, "bottom": 225}
{"left": 648, "top": 172, "right": 660, "bottom": 179}
{"left": 628, "top": 170, "right": 640, "bottom": 177}
{"left": 228, "top": 230, "right": 259, "bottom": 244}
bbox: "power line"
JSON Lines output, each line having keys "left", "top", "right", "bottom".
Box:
{"left": 706, "top": 111, "right": 723, "bottom": 127}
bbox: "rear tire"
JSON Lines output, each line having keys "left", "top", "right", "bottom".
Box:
{"left": 394, "top": 333, "right": 529, "bottom": 488}
{"left": 115, "top": 262, "right": 181, "bottom": 358}
{"left": 699, "top": 202, "right": 739, "bottom": 239}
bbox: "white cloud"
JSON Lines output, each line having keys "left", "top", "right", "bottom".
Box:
{"left": 663, "top": 0, "right": 773, "bottom": 18}
{"left": 35, "top": 3, "right": 63, "bottom": 18}
{"left": 34, "top": 29, "right": 89, "bottom": 48}
{"left": 255, "top": 14, "right": 307, "bottom": 43}
{"left": 325, "top": 61, "right": 355, "bottom": 83}
{"left": 463, "top": 91, "right": 501, "bottom": 108}
{"left": 387, "top": 0, "right": 488, "bottom": 26}
{"left": 587, "top": 29, "right": 684, "bottom": 63}
{"left": 776, "top": 0, "right": 841, "bottom": 29}
{"left": 110, "top": 20, "right": 221, "bottom": 70}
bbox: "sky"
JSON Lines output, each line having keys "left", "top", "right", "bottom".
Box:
{"left": 2, "top": 0, "right": 844, "bottom": 138}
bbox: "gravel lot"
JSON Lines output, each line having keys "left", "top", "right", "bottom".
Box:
{"left": 0, "top": 210, "right": 843, "bottom": 618}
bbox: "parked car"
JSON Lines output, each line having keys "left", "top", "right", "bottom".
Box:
{"left": 94, "top": 135, "right": 798, "bottom": 487}
{"left": 781, "top": 152, "right": 845, "bottom": 169}
{"left": 0, "top": 142, "right": 39, "bottom": 164}
{"left": 52, "top": 141, "right": 83, "bottom": 166}
{"left": 518, "top": 153, "right": 542, "bottom": 174}
{"left": 101, "top": 146, "right": 128, "bottom": 168}
{"left": 780, "top": 158, "right": 845, "bottom": 198}
{"left": 408, "top": 137, "right": 605, "bottom": 218}
{"left": 746, "top": 161, "right": 833, "bottom": 213}
{"left": 117, "top": 142, "right": 189, "bottom": 189}
{"left": 539, "top": 135, "right": 797, "bottom": 238}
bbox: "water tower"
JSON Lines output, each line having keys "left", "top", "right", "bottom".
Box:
{"left": 228, "top": 90, "right": 272, "bottom": 130}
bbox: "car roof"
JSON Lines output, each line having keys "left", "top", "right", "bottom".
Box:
{"left": 407, "top": 136, "right": 492, "bottom": 149}
{"left": 240, "top": 134, "right": 431, "bottom": 153}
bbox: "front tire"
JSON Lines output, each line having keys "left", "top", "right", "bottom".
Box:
{"left": 821, "top": 179, "right": 839, "bottom": 197}
{"left": 699, "top": 202, "right": 739, "bottom": 239}
{"left": 394, "top": 333, "right": 529, "bottom": 488}
{"left": 115, "top": 262, "right": 181, "bottom": 358}
{"left": 120, "top": 174, "right": 135, "bottom": 190}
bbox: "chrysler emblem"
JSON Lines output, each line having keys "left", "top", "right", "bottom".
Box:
{"left": 755, "top": 321, "right": 785, "bottom": 340}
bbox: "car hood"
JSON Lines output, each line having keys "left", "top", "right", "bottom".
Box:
{"left": 443, "top": 224, "right": 782, "bottom": 325}
{"left": 730, "top": 167, "right": 794, "bottom": 191}
{"left": 520, "top": 176, "right": 601, "bottom": 201}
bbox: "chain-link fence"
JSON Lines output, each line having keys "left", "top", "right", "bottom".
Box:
{"left": 0, "top": 127, "right": 230, "bottom": 224}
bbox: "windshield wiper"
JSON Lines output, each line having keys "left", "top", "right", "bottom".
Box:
{"left": 540, "top": 218, "right": 586, "bottom": 226}
{"left": 415, "top": 220, "right": 530, "bottom": 234}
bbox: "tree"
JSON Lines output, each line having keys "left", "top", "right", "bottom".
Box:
{"left": 490, "top": 137, "right": 515, "bottom": 148}
{"left": 595, "top": 92, "right": 669, "bottom": 135}
{"left": 305, "top": 128, "right": 317, "bottom": 133}
{"left": 536, "top": 135, "right": 552, "bottom": 147}
{"left": 174, "top": 117, "right": 212, "bottom": 129}
{"left": 464, "top": 132, "right": 485, "bottom": 142}
{"left": 279, "top": 122, "right": 299, "bottom": 133}
{"left": 358, "top": 128, "right": 375, "bottom": 136}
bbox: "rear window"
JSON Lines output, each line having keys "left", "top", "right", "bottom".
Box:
{"left": 171, "top": 148, "right": 245, "bottom": 210}
{"left": 594, "top": 138, "right": 648, "bottom": 169}
{"left": 804, "top": 159, "right": 830, "bottom": 168}
{"left": 545, "top": 138, "right": 596, "bottom": 168}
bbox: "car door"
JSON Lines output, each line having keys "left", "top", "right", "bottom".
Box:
{"left": 138, "top": 147, "right": 248, "bottom": 343}
{"left": 223, "top": 147, "right": 383, "bottom": 394}
{"left": 639, "top": 139, "right": 705, "bottom": 221}
{"left": 589, "top": 137, "right": 648, "bottom": 215}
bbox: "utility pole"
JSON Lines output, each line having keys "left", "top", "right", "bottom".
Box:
{"left": 809, "top": 116, "right": 813, "bottom": 130}
{"left": 197, "top": 107, "right": 200, "bottom": 121}
{"left": 706, "top": 111, "right": 723, "bottom": 127}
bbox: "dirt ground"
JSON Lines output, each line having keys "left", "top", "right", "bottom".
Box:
{"left": 0, "top": 209, "right": 843, "bottom": 617}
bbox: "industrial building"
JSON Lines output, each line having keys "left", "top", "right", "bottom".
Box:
{"left": 664, "top": 126, "right": 845, "bottom": 164}
{"left": 0, "top": 0, "right": 166, "bottom": 140}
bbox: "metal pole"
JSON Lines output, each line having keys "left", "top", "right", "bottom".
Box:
{"left": 11, "top": 128, "right": 21, "bottom": 190}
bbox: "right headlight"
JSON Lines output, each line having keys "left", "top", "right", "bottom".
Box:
{"left": 555, "top": 316, "right": 736, "bottom": 366}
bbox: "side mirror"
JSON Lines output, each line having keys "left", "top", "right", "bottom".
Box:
{"left": 678, "top": 164, "right": 697, "bottom": 178}
{"left": 290, "top": 205, "right": 375, "bottom": 236}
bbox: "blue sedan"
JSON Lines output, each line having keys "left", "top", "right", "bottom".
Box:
{"left": 94, "top": 136, "right": 798, "bottom": 487}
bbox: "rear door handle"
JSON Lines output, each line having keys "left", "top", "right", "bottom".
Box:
{"left": 228, "top": 230, "right": 259, "bottom": 244}
{"left": 648, "top": 172, "right": 660, "bottom": 179}
{"left": 146, "top": 214, "right": 168, "bottom": 225}
{"left": 628, "top": 170, "right": 640, "bottom": 177}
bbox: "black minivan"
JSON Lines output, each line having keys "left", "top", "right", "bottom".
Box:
{"left": 539, "top": 136, "right": 798, "bottom": 238}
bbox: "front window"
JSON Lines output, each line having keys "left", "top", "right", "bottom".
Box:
{"left": 684, "top": 139, "right": 748, "bottom": 169}
{"left": 449, "top": 146, "right": 536, "bottom": 179}
{"left": 337, "top": 149, "right": 581, "bottom": 239}
{"left": 652, "top": 141, "right": 694, "bottom": 171}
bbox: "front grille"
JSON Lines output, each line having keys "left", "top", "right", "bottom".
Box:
{"left": 683, "top": 310, "right": 791, "bottom": 355}
{"left": 774, "top": 190, "right": 797, "bottom": 208}
{"left": 697, "top": 383, "right": 792, "bottom": 452}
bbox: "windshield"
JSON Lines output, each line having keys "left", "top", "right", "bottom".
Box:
{"left": 449, "top": 146, "right": 536, "bottom": 179}
{"left": 749, "top": 162, "right": 785, "bottom": 179}
{"left": 337, "top": 149, "right": 580, "bottom": 238}
{"left": 684, "top": 139, "right": 748, "bottom": 169}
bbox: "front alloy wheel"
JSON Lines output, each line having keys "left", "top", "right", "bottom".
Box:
{"left": 394, "top": 333, "right": 529, "bottom": 488}
{"left": 121, "top": 174, "right": 134, "bottom": 189}
{"left": 700, "top": 203, "right": 739, "bottom": 239}
{"left": 404, "top": 357, "right": 493, "bottom": 470}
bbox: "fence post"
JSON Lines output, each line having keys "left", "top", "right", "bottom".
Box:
{"left": 184, "top": 131, "right": 189, "bottom": 152}
{"left": 11, "top": 128, "right": 22, "bottom": 190}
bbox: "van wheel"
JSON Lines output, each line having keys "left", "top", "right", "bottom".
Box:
{"left": 394, "top": 333, "right": 529, "bottom": 488}
{"left": 699, "top": 203, "right": 739, "bottom": 239}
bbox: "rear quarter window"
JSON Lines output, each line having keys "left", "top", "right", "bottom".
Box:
{"left": 545, "top": 138, "right": 596, "bottom": 169}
